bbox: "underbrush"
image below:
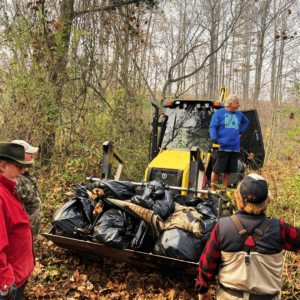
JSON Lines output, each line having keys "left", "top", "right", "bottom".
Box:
{"left": 262, "top": 159, "right": 300, "bottom": 299}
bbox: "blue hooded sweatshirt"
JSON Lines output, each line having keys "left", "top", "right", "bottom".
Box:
{"left": 209, "top": 108, "right": 249, "bottom": 151}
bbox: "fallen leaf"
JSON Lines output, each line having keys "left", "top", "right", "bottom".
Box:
{"left": 80, "top": 274, "right": 88, "bottom": 282}
{"left": 248, "top": 153, "right": 254, "bottom": 160}
{"left": 93, "top": 188, "right": 104, "bottom": 198}
{"left": 166, "top": 288, "right": 176, "bottom": 299}
{"left": 54, "top": 22, "right": 61, "bottom": 30}
{"left": 77, "top": 286, "right": 86, "bottom": 293}
{"left": 106, "top": 281, "right": 114, "bottom": 289}
{"left": 93, "top": 202, "right": 103, "bottom": 215}
{"left": 34, "top": 284, "right": 46, "bottom": 297}
{"left": 73, "top": 270, "right": 80, "bottom": 282}
{"left": 86, "top": 281, "right": 94, "bottom": 291}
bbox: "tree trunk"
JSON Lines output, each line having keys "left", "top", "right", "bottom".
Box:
{"left": 253, "top": 0, "right": 272, "bottom": 109}
{"left": 40, "top": 0, "right": 75, "bottom": 163}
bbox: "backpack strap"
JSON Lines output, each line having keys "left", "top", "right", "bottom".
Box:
{"left": 230, "top": 215, "right": 272, "bottom": 252}
{"left": 251, "top": 217, "right": 272, "bottom": 243}
{"left": 230, "top": 215, "right": 249, "bottom": 242}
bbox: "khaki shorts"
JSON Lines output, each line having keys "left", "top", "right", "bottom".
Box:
{"left": 216, "top": 286, "right": 280, "bottom": 300}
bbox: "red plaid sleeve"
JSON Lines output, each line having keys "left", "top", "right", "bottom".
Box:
{"left": 195, "top": 223, "right": 220, "bottom": 294}
{"left": 280, "top": 220, "right": 300, "bottom": 252}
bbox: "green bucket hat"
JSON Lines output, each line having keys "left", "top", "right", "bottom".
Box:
{"left": 0, "top": 142, "right": 34, "bottom": 165}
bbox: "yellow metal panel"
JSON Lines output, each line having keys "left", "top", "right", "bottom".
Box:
{"left": 144, "top": 150, "right": 190, "bottom": 195}
{"left": 144, "top": 149, "right": 215, "bottom": 197}
{"left": 144, "top": 167, "right": 149, "bottom": 182}
{"left": 218, "top": 85, "right": 229, "bottom": 102}
{"left": 205, "top": 152, "right": 211, "bottom": 172}
{"left": 148, "top": 149, "right": 190, "bottom": 170}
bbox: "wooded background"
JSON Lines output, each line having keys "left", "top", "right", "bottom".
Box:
{"left": 0, "top": 1, "right": 299, "bottom": 299}
{"left": 0, "top": 0, "right": 299, "bottom": 176}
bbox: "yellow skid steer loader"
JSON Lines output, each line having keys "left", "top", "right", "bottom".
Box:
{"left": 145, "top": 89, "right": 265, "bottom": 209}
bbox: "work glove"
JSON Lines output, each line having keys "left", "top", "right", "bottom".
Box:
{"left": 0, "top": 283, "right": 17, "bottom": 300}
{"left": 211, "top": 139, "right": 220, "bottom": 150}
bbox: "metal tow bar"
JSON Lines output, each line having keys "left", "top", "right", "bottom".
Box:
{"left": 85, "top": 177, "right": 217, "bottom": 196}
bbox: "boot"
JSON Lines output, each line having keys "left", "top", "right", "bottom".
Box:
{"left": 219, "top": 191, "right": 231, "bottom": 202}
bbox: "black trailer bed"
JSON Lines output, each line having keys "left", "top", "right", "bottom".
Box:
{"left": 42, "top": 226, "right": 198, "bottom": 276}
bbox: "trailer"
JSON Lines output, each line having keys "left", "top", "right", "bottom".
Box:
{"left": 42, "top": 183, "right": 220, "bottom": 276}
{"left": 42, "top": 225, "right": 198, "bottom": 276}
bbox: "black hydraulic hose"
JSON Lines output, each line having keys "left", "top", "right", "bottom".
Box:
{"left": 240, "top": 148, "right": 260, "bottom": 169}
{"left": 151, "top": 102, "right": 159, "bottom": 160}
{"left": 149, "top": 129, "right": 153, "bottom": 161}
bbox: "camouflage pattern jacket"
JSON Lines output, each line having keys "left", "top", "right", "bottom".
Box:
{"left": 15, "top": 171, "right": 42, "bottom": 239}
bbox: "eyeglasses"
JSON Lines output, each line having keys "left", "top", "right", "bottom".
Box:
{"left": 8, "top": 162, "right": 26, "bottom": 171}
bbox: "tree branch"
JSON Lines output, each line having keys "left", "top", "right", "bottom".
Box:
{"left": 132, "top": 59, "right": 157, "bottom": 103}
{"left": 74, "top": 0, "right": 140, "bottom": 18}
{"left": 161, "top": 3, "right": 245, "bottom": 101}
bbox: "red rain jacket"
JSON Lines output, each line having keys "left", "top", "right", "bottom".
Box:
{"left": 0, "top": 174, "right": 34, "bottom": 290}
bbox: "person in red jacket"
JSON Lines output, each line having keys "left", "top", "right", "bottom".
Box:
{"left": 0, "top": 142, "right": 35, "bottom": 300}
{"left": 196, "top": 173, "right": 300, "bottom": 300}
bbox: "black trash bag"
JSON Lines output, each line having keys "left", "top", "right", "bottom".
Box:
{"left": 52, "top": 197, "right": 94, "bottom": 238}
{"left": 196, "top": 200, "right": 218, "bottom": 219}
{"left": 94, "top": 209, "right": 139, "bottom": 249}
{"left": 173, "top": 194, "right": 191, "bottom": 206}
{"left": 154, "top": 228, "right": 203, "bottom": 262}
{"left": 154, "top": 219, "right": 217, "bottom": 262}
{"left": 130, "top": 195, "right": 143, "bottom": 204}
{"left": 85, "top": 180, "right": 136, "bottom": 200}
{"left": 72, "top": 184, "right": 89, "bottom": 198}
{"left": 131, "top": 180, "right": 175, "bottom": 219}
{"left": 200, "top": 218, "right": 217, "bottom": 250}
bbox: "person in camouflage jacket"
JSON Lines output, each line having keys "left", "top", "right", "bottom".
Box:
{"left": 12, "top": 140, "right": 42, "bottom": 239}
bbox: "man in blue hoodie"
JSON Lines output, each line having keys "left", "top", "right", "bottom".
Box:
{"left": 209, "top": 94, "right": 249, "bottom": 201}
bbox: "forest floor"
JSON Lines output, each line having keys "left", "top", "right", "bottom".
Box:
{"left": 23, "top": 158, "right": 300, "bottom": 300}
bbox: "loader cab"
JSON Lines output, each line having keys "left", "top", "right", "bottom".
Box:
{"left": 146, "top": 100, "right": 264, "bottom": 195}
{"left": 160, "top": 101, "right": 219, "bottom": 152}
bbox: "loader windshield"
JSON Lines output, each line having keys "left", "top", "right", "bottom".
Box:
{"left": 161, "top": 105, "right": 216, "bottom": 151}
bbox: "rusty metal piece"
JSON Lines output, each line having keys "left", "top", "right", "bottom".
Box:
{"left": 42, "top": 226, "right": 198, "bottom": 276}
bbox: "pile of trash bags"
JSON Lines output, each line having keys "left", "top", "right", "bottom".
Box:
{"left": 52, "top": 179, "right": 218, "bottom": 262}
